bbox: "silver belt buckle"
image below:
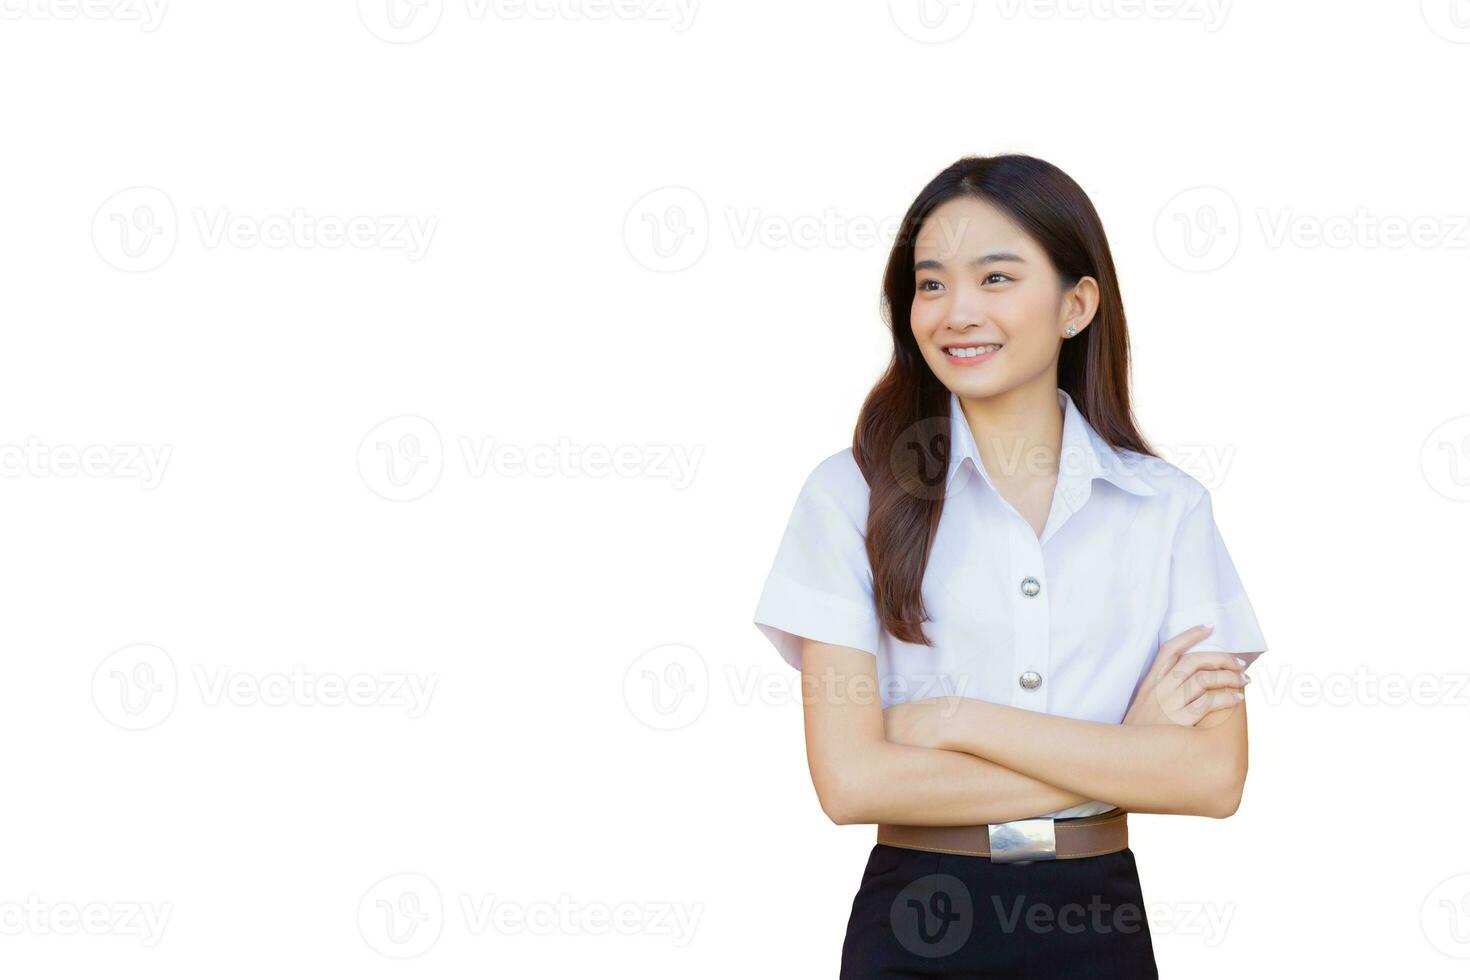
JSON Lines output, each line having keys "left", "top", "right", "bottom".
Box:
{"left": 988, "top": 817, "right": 1057, "bottom": 864}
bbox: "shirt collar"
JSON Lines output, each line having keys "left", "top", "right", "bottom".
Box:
{"left": 945, "top": 386, "right": 1158, "bottom": 503}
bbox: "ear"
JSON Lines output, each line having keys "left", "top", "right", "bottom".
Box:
{"left": 1063, "top": 276, "right": 1101, "bottom": 332}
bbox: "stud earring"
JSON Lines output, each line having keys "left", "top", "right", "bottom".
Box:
{"left": 1064, "top": 324, "right": 1077, "bottom": 337}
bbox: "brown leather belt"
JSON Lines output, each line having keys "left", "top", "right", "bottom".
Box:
{"left": 876, "top": 808, "right": 1128, "bottom": 864}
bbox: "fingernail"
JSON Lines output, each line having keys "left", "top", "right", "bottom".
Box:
{"left": 1242, "top": 674, "right": 1252, "bottom": 685}
{"left": 1234, "top": 656, "right": 1246, "bottom": 668}
{"left": 1234, "top": 691, "right": 1244, "bottom": 700}
{"left": 1198, "top": 622, "right": 1215, "bottom": 631}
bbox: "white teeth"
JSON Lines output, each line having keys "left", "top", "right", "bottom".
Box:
{"left": 945, "top": 345, "right": 1001, "bottom": 357}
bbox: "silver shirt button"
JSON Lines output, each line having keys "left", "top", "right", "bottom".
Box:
{"left": 1019, "top": 670, "right": 1043, "bottom": 690}
{"left": 1020, "top": 576, "right": 1041, "bottom": 597}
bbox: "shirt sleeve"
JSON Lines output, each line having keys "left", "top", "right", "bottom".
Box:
{"left": 753, "top": 457, "right": 881, "bottom": 670}
{"left": 1157, "top": 487, "right": 1268, "bottom": 667}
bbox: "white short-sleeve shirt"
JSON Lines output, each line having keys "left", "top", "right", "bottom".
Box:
{"left": 753, "top": 386, "right": 1268, "bottom": 819}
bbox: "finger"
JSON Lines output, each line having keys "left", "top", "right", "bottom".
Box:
{"left": 1164, "top": 623, "right": 1216, "bottom": 647}
{"left": 1179, "top": 668, "right": 1248, "bottom": 701}
{"left": 1151, "top": 689, "right": 1210, "bottom": 726}
{"left": 1158, "top": 624, "right": 1217, "bottom": 667}
{"left": 1164, "top": 653, "right": 1244, "bottom": 691}
{"left": 1194, "top": 701, "right": 1242, "bottom": 730}
{"left": 1183, "top": 688, "right": 1244, "bottom": 720}
{"left": 1178, "top": 650, "right": 1248, "bottom": 673}
{"left": 1146, "top": 626, "right": 1211, "bottom": 681}
{"left": 1145, "top": 627, "right": 1235, "bottom": 712}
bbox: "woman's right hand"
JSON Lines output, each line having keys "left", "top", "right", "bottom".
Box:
{"left": 1122, "top": 625, "right": 1248, "bottom": 728}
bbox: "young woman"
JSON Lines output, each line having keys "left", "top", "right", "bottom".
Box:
{"left": 753, "top": 154, "right": 1268, "bottom": 977}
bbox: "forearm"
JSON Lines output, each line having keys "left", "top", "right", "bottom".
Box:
{"left": 824, "top": 738, "right": 1094, "bottom": 826}
{"left": 936, "top": 698, "right": 1240, "bottom": 817}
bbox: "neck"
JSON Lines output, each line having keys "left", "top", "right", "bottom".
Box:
{"left": 956, "top": 378, "right": 1064, "bottom": 483}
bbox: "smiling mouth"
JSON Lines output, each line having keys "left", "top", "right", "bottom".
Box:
{"left": 943, "top": 344, "right": 1003, "bottom": 363}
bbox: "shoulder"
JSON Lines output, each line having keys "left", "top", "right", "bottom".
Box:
{"left": 1119, "top": 449, "right": 1211, "bottom": 513}
{"left": 796, "top": 447, "right": 871, "bottom": 524}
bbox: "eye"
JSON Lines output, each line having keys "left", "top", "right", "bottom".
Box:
{"left": 916, "top": 278, "right": 943, "bottom": 292}
{"left": 982, "top": 272, "right": 1013, "bottom": 285}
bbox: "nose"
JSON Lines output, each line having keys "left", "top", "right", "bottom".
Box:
{"left": 929, "top": 276, "right": 987, "bottom": 333}
{"left": 945, "top": 287, "right": 987, "bottom": 334}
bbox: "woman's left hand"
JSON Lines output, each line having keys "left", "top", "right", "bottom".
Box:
{"left": 882, "top": 696, "right": 956, "bottom": 748}
{"left": 1124, "top": 625, "right": 1246, "bottom": 728}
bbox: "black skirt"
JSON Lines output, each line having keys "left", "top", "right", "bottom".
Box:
{"left": 839, "top": 837, "right": 1158, "bottom": 978}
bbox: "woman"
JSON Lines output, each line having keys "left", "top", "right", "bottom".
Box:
{"left": 752, "top": 154, "right": 1268, "bottom": 977}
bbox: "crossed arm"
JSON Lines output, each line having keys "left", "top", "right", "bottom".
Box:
{"left": 800, "top": 636, "right": 1250, "bottom": 826}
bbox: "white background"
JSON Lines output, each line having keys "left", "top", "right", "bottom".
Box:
{"left": 2, "top": 0, "right": 1468, "bottom": 976}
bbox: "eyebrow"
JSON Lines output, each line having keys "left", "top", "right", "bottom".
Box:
{"left": 914, "top": 252, "right": 1027, "bottom": 272}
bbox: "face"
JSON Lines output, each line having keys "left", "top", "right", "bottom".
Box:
{"left": 909, "top": 195, "right": 1097, "bottom": 398}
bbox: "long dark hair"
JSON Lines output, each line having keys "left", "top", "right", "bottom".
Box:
{"left": 853, "top": 154, "right": 1156, "bottom": 646}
